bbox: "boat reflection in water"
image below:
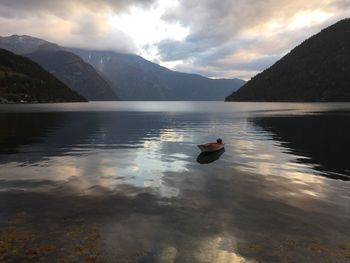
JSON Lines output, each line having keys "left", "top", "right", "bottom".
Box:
{"left": 196, "top": 148, "right": 225, "bottom": 164}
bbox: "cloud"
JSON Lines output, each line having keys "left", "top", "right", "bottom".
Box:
{"left": 0, "top": 0, "right": 157, "bottom": 53}
{"left": 0, "top": 0, "right": 349, "bottom": 78}
{"left": 0, "top": 0, "right": 155, "bottom": 18}
{"left": 154, "top": 0, "right": 350, "bottom": 79}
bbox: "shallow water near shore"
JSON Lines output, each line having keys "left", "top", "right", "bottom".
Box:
{"left": 0, "top": 101, "right": 350, "bottom": 262}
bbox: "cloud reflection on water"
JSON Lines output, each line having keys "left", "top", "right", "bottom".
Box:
{"left": 0, "top": 103, "right": 350, "bottom": 262}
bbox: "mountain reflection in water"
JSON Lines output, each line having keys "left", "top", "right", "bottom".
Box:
{"left": 252, "top": 113, "right": 350, "bottom": 180}
{"left": 0, "top": 102, "right": 349, "bottom": 262}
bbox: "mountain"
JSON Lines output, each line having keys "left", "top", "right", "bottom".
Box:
{"left": 0, "top": 35, "right": 245, "bottom": 101}
{"left": 0, "top": 36, "right": 119, "bottom": 101}
{"left": 0, "top": 35, "right": 47, "bottom": 54}
{"left": 0, "top": 49, "right": 86, "bottom": 103}
{"left": 70, "top": 48, "right": 245, "bottom": 100}
{"left": 226, "top": 19, "right": 350, "bottom": 102}
{"left": 27, "top": 50, "right": 119, "bottom": 101}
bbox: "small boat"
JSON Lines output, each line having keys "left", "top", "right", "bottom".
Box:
{"left": 197, "top": 138, "right": 225, "bottom": 153}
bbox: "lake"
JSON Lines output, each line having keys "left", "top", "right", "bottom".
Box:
{"left": 0, "top": 101, "right": 350, "bottom": 262}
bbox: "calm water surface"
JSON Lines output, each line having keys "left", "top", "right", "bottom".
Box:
{"left": 0, "top": 101, "right": 350, "bottom": 262}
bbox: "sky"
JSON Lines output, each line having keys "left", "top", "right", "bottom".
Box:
{"left": 0, "top": 0, "right": 349, "bottom": 80}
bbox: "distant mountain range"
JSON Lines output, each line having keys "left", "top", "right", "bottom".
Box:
{"left": 0, "top": 49, "right": 86, "bottom": 103}
{"left": 226, "top": 19, "right": 350, "bottom": 102}
{"left": 70, "top": 48, "right": 245, "bottom": 101}
{"left": 0, "top": 35, "right": 119, "bottom": 101}
{"left": 0, "top": 35, "right": 245, "bottom": 101}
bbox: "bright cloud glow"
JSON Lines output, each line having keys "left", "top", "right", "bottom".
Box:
{"left": 109, "top": 0, "right": 189, "bottom": 60}
{"left": 288, "top": 10, "right": 334, "bottom": 30}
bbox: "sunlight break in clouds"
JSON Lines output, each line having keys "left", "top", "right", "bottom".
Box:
{"left": 288, "top": 10, "right": 334, "bottom": 30}
{"left": 109, "top": 0, "right": 189, "bottom": 63}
